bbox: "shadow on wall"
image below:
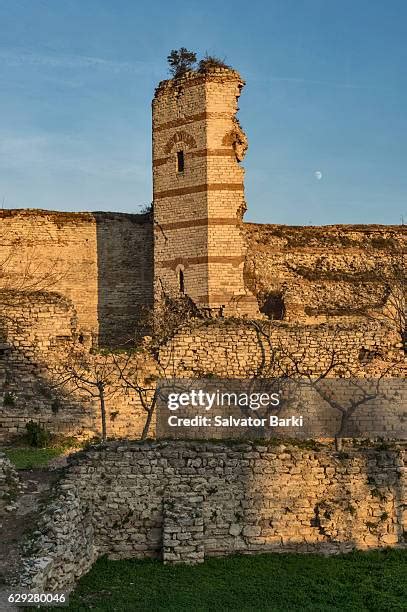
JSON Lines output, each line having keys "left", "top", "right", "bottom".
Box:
{"left": 0, "top": 287, "right": 153, "bottom": 443}
{"left": 16, "top": 442, "right": 407, "bottom": 593}
{"left": 0, "top": 342, "right": 100, "bottom": 442}
{"left": 93, "top": 213, "right": 154, "bottom": 347}
{"left": 0, "top": 335, "right": 151, "bottom": 443}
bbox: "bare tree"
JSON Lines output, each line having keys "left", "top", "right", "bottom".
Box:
{"left": 112, "top": 338, "right": 183, "bottom": 440}
{"left": 112, "top": 354, "right": 158, "bottom": 440}
{"left": 0, "top": 229, "right": 65, "bottom": 299}
{"left": 110, "top": 291, "right": 201, "bottom": 439}
{"left": 52, "top": 349, "right": 118, "bottom": 441}
{"left": 248, "top": 321, "right": 402, "bottom": 449}
{"left": 372, "top": 250, "right": 406, "bottom": 351}
{"left": 136, "top": 287, "right": 203, "bottom": 356}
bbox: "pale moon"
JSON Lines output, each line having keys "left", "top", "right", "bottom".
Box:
{"left": 314, "top": 171, "right": 322, "bottom": 180}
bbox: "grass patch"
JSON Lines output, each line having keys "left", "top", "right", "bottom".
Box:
{"left": 2, "top": 446, "right": 66, "bottom": 469}
{"left": 1, "top": 434, "right": 84, "bottom": 469}
{"left": 61, "top": 549, "right": 407, "bottom": 611}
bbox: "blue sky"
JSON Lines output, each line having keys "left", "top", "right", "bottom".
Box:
{"left": 0, "top": 0, "right": 406, "bottom": 225}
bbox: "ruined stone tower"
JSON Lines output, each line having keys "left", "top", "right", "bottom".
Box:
{"left": 152, "top": 66, "right": 259, "bottom": 316}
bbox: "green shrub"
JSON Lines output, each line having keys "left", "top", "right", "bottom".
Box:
{"left": 3, "top": 391, "right": 16, "bottom": 406}
{"left": 51, "top": 398, "right": 60, "bottom": 414}
{"left": 25, "top": 420, "right": 51, "bottom": 448}
{"left": 198, "top": 55, "right": 231, "bottom": 72}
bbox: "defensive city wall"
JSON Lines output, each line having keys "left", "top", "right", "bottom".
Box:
{"left": 0, "top": 209, "right": 405, "bottom": 441}
{"left": 17, "top": 441, "right": 407, "bottom": 591}
{"left": 0, "top": 209, "right": 405, "bottom": 335}
{"left": 0, "top": 63, "right": 406, "bottom": 592}
{"left": 0, "top": 64, "right": 405, "bottom": 439}
{"left": 0, "top": 209, "right": 153, "bottom": 346}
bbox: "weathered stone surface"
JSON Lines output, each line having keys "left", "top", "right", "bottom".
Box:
{"left": 0, "top": 72, "right": 405, "bottom": 443}
{"left": 153, "top": 68, "right": 258, "bottom": 317}
{"left": 17, "top": 441, "right": 406, "bottom": 591}
{"left": 0, "top": 453, "right": 22, "bottom": 516}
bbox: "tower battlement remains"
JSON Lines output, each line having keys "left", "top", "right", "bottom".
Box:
{"left": 152, "top": 67, "right": 259, "bottom": 316}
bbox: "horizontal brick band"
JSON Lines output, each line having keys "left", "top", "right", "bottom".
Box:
{"left": 153, "top": 158, "right": 168, "bottom": 167}
{"left": 158, "top": 255, "right": 245, "bottom": 269}
{"left": 195, "top": 294, "right": 233, "bottom": 304}
{"left": 153, "top": 148, "right": 235, "bottom": 167}
{"left": 154, "top": 112, "right": 230, "bottom": 133}
{"left": 154, "top": 183, "right": 243, "bottom": 199}
{"left": 195, "top": 293, "right": 257, "bottom": 304}
{"left": 154, "top": 217, "right": 238, "bottom": 231}
{"left": 191, "top": 148, "right": 235, "bottom": 158}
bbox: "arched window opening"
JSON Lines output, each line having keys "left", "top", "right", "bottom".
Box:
{"left": 177, "top": 150, "right": 185, "bottom": 173}
{"left": 179, "top": 269, "right": 185, "bottom": 294}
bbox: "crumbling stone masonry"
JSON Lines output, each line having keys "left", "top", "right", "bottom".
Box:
{"left": 1, "top": 308, "right": 405, "bottom": 442}
{"left": 0, "top": 63, "right": 405, "bottom": 441}
{"left": 0, "top": 452, "right": 22, "bottom": 516}
{"left": 18, "top": 441, "right": 407, "bottom": 591}
{"left": 153, "top": 67, "right": 259, "bottom": 316}
{"left": 244, "top": 223, "right": 406, "bottom": 324}
{"left": 0, "top": 291, "right": 158, "bottom": 442}
{"left": 160, "top": 319, "right": 404, "bottom": 378}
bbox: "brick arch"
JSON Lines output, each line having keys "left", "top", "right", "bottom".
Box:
{"left": 163, "top": 131, "right": 197, "bottom": 154}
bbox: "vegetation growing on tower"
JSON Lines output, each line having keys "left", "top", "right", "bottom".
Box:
{"left": 166, "top": 48, "right": 197, "bottom": 78}
{"left": 166, "top": 49, "right": 232, "bottom": 78}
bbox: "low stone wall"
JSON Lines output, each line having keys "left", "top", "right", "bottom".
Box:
{"left": 0, "top": 452, "right": 22, "bottom": 515}
{"left": 19, "top": 481, "right": 97, "bottom": 592}
{"left": 19, "top": 441, "right": 407, "bottom": 591}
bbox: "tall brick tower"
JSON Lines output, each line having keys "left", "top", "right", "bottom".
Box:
{"left": 152, "top": 66, "right": 259, "bottom": 316}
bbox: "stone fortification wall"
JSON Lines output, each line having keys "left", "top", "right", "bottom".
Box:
{"left": 0, "top": 209, "right": 404, "bottom": 338}
{"left": 0, "top": 451, "right": 22, "bottom": 516}
{"left": 160, "top": 319, "right": 403, "bottom": 378}
{"left": 0, "top": 307, "right": 405, "bottom": 441}
{"left": 19, "top": 441, "right": 407, "bottom": 591}
{"left": 0, "top": 291, "right": 156, "bottom": 441}
{"left": 244, "top": 223, "right": 406, "bottom": 322}
{"left": 0, "top": 291, "right": 87, "bottom": 440}
{"left": 0, "top": 209, "right": 153, "bottom": 346}
{"left": 0, "top": 212, "right": 405, "bottom": 442}
{"left": 157, "top": 320, "right": 406, "bottom": 441}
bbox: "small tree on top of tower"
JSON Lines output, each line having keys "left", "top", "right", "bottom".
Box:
{"left": 167, "top": 48, "right": 196, "bottom": 78}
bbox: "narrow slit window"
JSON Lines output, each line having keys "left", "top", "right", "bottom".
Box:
{"left": 177, "top": 150, "right": 185, "bottom": 173}
{"left": 179, "top": 269, "right": 185, "bottom": 293}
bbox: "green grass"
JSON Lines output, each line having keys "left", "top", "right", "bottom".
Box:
{"left": 61, "top": 549, "right": 407, "bottom": 611}
{"left": 2, "top": 446, "right": 66, "bottom": 469}
{"left": 2, "top": 434, "right": 84, "bottom": 469}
